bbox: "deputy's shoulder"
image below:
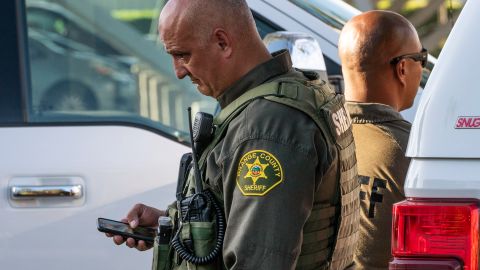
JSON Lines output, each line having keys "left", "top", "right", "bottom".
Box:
{"left": 377, "top": 120, "right": 411, "bottom": 146}
{"left": 243, "top": 98, "right": 315, "bottom": 128}
{"left": 233, "top": 98, "right": 324, "bottom": 151}
{"left": 380, "top": 119, "right": 411, "bottom": 135}
{"left": 354, "top": 123, "right": 409, "bottom": 156}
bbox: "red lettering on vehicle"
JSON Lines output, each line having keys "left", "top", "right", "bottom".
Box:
{"left": 455, "top": 116, "right": 480, "bottom": 129}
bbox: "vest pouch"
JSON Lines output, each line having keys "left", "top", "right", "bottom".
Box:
{"left": 152, "top": 236, "right": 171, "bottom": 270}
{"left": 191, "top": 221, "right": 215, "bottom": 255}
{"left": 175, "top": 221, "right": 218, "bottom": 270}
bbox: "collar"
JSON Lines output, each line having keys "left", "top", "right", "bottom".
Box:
{"left": 346, "top": 102, "right": 405, "bottom": 124}
{"left": 217, "top": 50, "right": 293, "bottom": 109}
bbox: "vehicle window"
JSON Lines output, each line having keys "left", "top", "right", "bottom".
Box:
{"left": 25, "top": 0, "right": 216, "bottom": 142}
{"left": 289, "top": 0, "right": 358, "bottom": 31}
{"left": 253, "top": 11, "right": 282, "bottom": 39}
{"left": 28, "top": 7, "right": 121, "bottom": 56}
{"left": 0, "top": 1, "right": 24, "bottom": 124}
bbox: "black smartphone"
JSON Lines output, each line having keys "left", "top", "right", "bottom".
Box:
{"left": 97, "top": 218, "right": 156, "bottom": 243}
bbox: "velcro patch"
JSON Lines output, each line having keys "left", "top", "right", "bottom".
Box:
{"left": 236, "top": 150, "right": 283, "bottom": 196}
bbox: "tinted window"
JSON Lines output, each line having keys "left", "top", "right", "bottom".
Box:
{"left": 25, "top": 0, "right": 216, "bottom": 141}
{"left": 27, "top": 7, "right": 121, "bottom": 56}
{"left": 253, "top": 11, "right": 282, "bottom": 39}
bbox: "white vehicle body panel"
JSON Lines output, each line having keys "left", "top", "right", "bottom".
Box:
{"left": 407, "top": 0, "right": 480, "bottom": 159}
{"left": 0, "top": 126, "right": 187, "bottom": 269}
{"left": 405, "top": 0, "right": 480, "bottom": 199}
{"left": 404, "top": 159, "right": 480, "bottom": 199}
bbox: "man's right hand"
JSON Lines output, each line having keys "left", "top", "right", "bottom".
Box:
{"left": 105, "top": 203, "right": 165, "bottom": 251}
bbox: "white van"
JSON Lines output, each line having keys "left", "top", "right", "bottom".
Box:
{"left": 0, "top": 1, "right": 434, "bottom": 269}
{"left": 389, "top": 1, "right": 480, "bottom": 269}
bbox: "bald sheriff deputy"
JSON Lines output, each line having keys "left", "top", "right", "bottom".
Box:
{"left": 339, "top": 10, "right": 424, "bottom": 269}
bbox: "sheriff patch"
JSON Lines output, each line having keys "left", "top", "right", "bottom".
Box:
{"left": 236, "top": 150, "right": 283, "bottom": 196}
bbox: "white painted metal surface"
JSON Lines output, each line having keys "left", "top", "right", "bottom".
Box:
{"left": 407, "top": 0, "right": 480, "bottom": 158}
{"left": 0, "top": 126, "right": 188, "bottom": 269}
{"left": 404, "top": 158, "right": 480, "bottom": 198}
{"left": 405, "top": 0, "right": 480, "bottom": 199}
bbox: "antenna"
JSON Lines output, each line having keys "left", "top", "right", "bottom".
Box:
{"left": 187, "top": 107, "right": 204, "bottom": 194}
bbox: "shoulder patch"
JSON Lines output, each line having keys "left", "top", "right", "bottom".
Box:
{"left": 236, "top": 150, "right": 283, "bottom": 196}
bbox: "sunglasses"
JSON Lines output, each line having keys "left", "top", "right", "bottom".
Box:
{"left": 390, "top": 48, "right": 428, "bottom": 68}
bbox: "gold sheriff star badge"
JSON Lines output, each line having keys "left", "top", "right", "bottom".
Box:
{"left": 237, "top": 150, "right": 283, "bottom": 196}
{"left": 245, "top": 157, "right": 269, "bottom": 184}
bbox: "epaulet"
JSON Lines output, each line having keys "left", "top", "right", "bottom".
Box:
{"left": 295, "top": 68, "right": 320, "bottom": 81}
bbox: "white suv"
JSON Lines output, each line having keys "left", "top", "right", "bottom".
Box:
{"left": 389, "top": 1, "right": 480, "bottom": 269}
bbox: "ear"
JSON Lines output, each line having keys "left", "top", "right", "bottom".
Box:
{"left": 212, "top": 28, "right": 232, "bottom": 58}
{"left": 394, "top": 59, "right": 408, "bottom": 87}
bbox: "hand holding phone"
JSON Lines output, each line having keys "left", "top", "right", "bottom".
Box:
{"left": 97, "top": 218, "right": 156, "bottom": 244}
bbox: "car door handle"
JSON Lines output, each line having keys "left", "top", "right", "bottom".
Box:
{"left": 10, "top": 185, "right": 83, "bottom": 200}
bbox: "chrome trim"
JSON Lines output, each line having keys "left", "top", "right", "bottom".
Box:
{"left": 10, "top": 185, "right": 83, "bottom": 200}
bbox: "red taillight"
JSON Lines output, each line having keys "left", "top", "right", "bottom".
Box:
{"left": 392, "top": 200, "right": 479, "bottom": 270}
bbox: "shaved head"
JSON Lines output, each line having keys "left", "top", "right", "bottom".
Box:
{"left": 157, "top": 0, "right": 271, "bottom": 98}
{"left": 339, "top": 10, "right": 423, "bottom": 111}
{"left": 339, "top": 10, "right": 421, "bottom": 72}
{"left": 159, "top": 0, "right": 256, "bottom": 46}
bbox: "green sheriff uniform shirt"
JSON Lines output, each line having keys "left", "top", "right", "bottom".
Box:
{"left": 346, "top": 102, "right": 411, "bottom": 270}
{"left": 204, "top": 50, "right": 342, "bottom": 269}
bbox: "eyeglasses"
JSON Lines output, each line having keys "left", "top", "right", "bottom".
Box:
{"left": 390, "top": 48, "right": 428, "bottom": 68}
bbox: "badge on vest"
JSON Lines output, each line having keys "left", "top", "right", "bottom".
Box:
{"left": 236, "top": 150, "right": 283, "bottom": 196}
